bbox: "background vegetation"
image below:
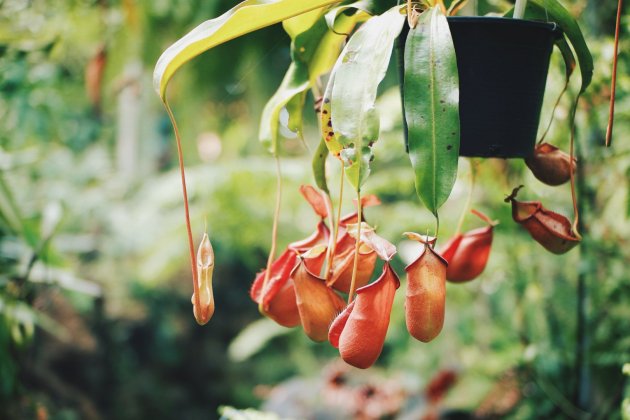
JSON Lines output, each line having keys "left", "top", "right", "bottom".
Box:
{"left": 0, "top": 0, "right": 628, "bottom": 419}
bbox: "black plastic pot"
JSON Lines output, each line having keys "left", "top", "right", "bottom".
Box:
{"left": 399, "top": 17, "right": 562, "bottom": 158}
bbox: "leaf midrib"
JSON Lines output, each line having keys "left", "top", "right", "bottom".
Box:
{"left": 429, "top": 8, "right": 437, "bottom": 213}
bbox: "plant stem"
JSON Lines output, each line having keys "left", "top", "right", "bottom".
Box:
{"left": 163, "top": 99, "right": 200, "bottom": 313}
{"left": 324, "top": 194, "right": 335, "bottom": 277}
{"left": 260, "top": 156, "right": 282, "bottom": 313}
{"left": 347, "top": 189, "right": 362, "bottom": 304}
{"left": 325, "top": 164, "right": 345, "bottom": 281}
{"left": 455, "top": 159, "right": 475, "bottom": 235}
{"left": 605, "top": 0, "right": 622, "bottom": 147}
{"left": 513, "top": 0, "right": 528, "bottom": 19}
{"left": 568, "top": 95, "right": 581, "bottom": 238}
{"left": 538, "top": 83, "right": 569, "bottom": 145}
{"left": 574, "top": 110, "right": 595, "bottom": 415}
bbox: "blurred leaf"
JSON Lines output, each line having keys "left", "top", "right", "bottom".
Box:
{"left": 228, "top": 318, "right": 290, "bottom": 362}
{"left": 0, "top": 296, "right": 68, "bottom": 344}
{"left": 0, "top": 176, "right": 23, "bottom": 235}
{"left": 260, "top": 12, "right": 360, "bottom": 153}
{"left": 219, "top": 406, "right": 281, "bottom": 420}
{"left": 154, "top": 0, "right": 344, "bottom": 99}
{"left": 28, "top": 262, "right": 102, "bottom": 297}
{"left": 40, "top": 201, "right": 63, "bottom": 241}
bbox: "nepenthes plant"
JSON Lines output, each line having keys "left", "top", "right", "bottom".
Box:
{"left": 153, "top": 0, "right": 620, "bottom": 368}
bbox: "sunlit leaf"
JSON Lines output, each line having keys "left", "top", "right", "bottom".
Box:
{"left": 260, "top": 13, "right": 359, "bottom": 153}
{"left": 404, "top": 6, "right": 460, "bottom": 216}
{"left": 329, "top": 6, "right": 405, "bottom": 190}
{"left": 324, "top": 1, "right": 371, "bottom": 31}
{"left": 153, "top": 0, "right": 343, "bottom": 99}
{"left": 282, "top": 7, "right": 326, "bottom": 39}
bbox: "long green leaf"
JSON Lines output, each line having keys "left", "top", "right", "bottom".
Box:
{"left": 153, "top": 0, "right": 343, "bottom": 99}
{"left": 404, "top": 6, "right": 460, "bottom": 216}
{"left": 507, "top": 0, "right": 593, "bottom": 93}
{"left": 329, "top": 6, "right": 405, "bottom": 190}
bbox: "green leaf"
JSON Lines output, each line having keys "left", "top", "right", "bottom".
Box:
{"left": 283, "top": 7, "right": 326, "bottom": 39}
{"left": 320, "top": 72, "right": 343, "bottom": 157}
{"left": 324, "top": 1, "right": 371, "bottom": 30}
{"left": 329, "top": 6, "right": 405, "bottom": 190}
{"left": 312, "top": 137, "right": 330, "bottom": 193}
{"left": 259, "top": 64, "right": 310, "bottom": 153}
{"left": 153, "top": 0, "right": 343, "bottom": 99}
{"left": 404, "top": 6, "right": 460, "bottom": 216}
{"left": 260, "top": 13, "right": 360, "bottom": 153}
{"left": 556, "top": 36, "right": 576, "bottom": 80}
{"left": 285, "top": 90, "right": 307, "bottom": 136}
{"left": 508, "top": 0, "right": 593, "bottom": 93}
{"left": 304, "top": 13, "right": 365, "bottom": 82}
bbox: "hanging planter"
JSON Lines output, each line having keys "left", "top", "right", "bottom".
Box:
{"left": 399, "top": 17, "right": 562, "bottom": 158}
{"left": 152, "top": 0, "right": 605, "bottom": 369}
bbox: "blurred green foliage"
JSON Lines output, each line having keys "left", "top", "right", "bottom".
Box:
{"left": 0, "top": 0, "right": 628, "bottom": 419}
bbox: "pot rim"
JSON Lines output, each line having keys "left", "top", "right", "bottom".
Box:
{"left": 447, "top": 16, "right": 562, "bottom": 36}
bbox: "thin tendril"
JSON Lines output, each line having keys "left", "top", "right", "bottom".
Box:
{"left": 260, "top": 156, "right": 283, "bottom": 313}
{"left": 347, "top": 188, "right": 362, "bottom": 304}
{"left": 538, "top": 83, "right": 569, "bottom": 145}
{"left": 435, "top": 214, "right": 440, "bottom": 242}
{"left": 163, "top": 99, "right": 200, "bottom": 313}
{"left": 569, "top": 95, "right": 581, "bottom": 239}
{"left": 455, "top": 159, "right": 476, "bottom": 235}
{"left": 324, "top": 192, "right": 335, "bottom": 277}
{"left": 325, "top": 164, "right": 345, "bottom": 281}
